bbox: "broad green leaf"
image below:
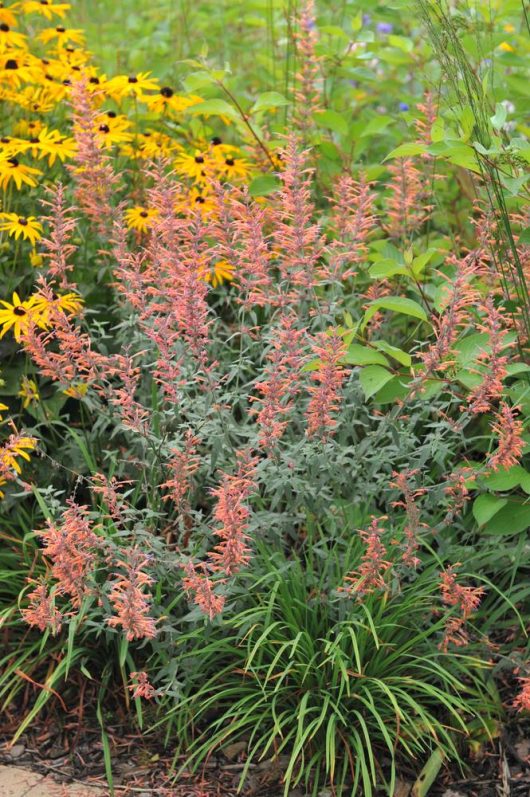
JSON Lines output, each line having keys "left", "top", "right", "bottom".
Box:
{"left": 373, "top": 340, "right": 412, "bottom": 367}
{"left": 252, "top": 91, "right": 289, "bottom": 113}
{"left": 344, "top": 344, "right": 389, "bottom": 367}
{"left": 412, "top": 749, "right": 445, "bottom": 797}
{"left": 482, "top": 465, "right": 530, "bottom": 493}
{"left": 359, "top": 365, "right": 394, "bottom": 399}
{"left": 484, "top": 503, "right": 530, "bottom": 535}
{"left": 363, "top": 296, "right": 428, "bottom": 327}
{"left": 369, "top": 259, "right": 409, "bottom": 279}
{"left": 248, "top": 174, "right": 281, "bottom": 197}
{"left": 360, "top": 115, "right": 393, "bottom": 138}
{"left": 314, "top": 109, "right": 349, "bottom": 136}
{"left": 186, "top": 98, "right": 238, "bottom": 119}
{"left": 473, "top": 494, "right": 508, "bottom": 526}
{"left": 490, "top": 102, "right": 507, "bottom": 130}
{"left": 384, "top": 142, "right": 427, "bottom": 160}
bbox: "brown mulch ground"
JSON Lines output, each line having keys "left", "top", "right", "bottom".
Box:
{"left": 1, "top": 711, "right": 530, "bottom": 796}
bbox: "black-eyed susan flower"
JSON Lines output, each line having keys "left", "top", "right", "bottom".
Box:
{"left": 105, "top": 71, "right": 159, "bottom": 100}
{"left": 63, "top": 382, "right": 88, "bottom": 399}
{"left": 0, "top": 4, "right": 18, "bottom": 27}
{"left": 174, "top": 150, "right": 212, "bottom": 183}
{"left": 38, "top": 26, "right": 85, "bottom": 47}
{"left": 177, "top": 187, "right": 216, "bottom": 216}
{"left": 0, "top": 402, "right": 9, "bottom": 421}
{"left": 22, "top": 1, "right": 71, "bottom": 20}
{"left": 27, "top": 126, "right": 77, "bottom": 165}
{"left": 0, "top": 24, "right": 27, "bottom": 50}
{"left": 0, "top": 54, "right": 40, "bottom": 87}
{"left": 201, "top": 259, "right": 235, "bottom": 288}
{"left": 220, "top": 154, "right": 251, "bottom": 182}
{"left": 31, "top": 290, "right": 83, "bottom": 324}
{"left": 142, "top": 88, "right": 204, "bottom": 115}
{"left": 94, "top": 112, "right": 133, "bottom": 147}
{"left": 0, "top": 434, "right": 37, "bottom": 475}
{"left": 0, "top": 156, "right": 41, "bottom": 190}
{"left": 18, "top": 376, "right": 39, "bottom": 409}
{"left": 0, "top": 213, "right": 43, "bottom": 245}
{"left": 124, "top": 206, "right": 159, "bottom": 234}
{"left": 0, "top": 292, "right": 39, "bottom": 341}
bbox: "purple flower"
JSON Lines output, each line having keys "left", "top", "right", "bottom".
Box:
{"left": 377, "top": 22, "right": 393, "bottom": 34}
{"left": 399, "top": 102, "right": 409, "bottom": 111}
{"left": 362, "top": 13, "right": 372, "bottom": 25}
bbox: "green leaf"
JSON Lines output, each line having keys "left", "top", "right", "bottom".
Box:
{"left": 384, "top": 142, "right": 427, "bottom": 160}
{"left": 412, "top": 749, "right": 445, "bottom": 797}
{"left": 314, "top": 109, "right": 349, "bottom": 136}
{"left": 484, "top": 503, "right": 530, "bottom": 535}
{"left": 372, "top": 340, "right": 412, "bottom": 367}
{"left": 363, "top": 296, "right": 428, "bottom": 327}
{"left": 186, "top": 98, "right": 238, "bottom": 119}
{"left": 518, "top": 227, "right": 530, "bottom": 244}
{"left": 369, "top": 259, "right": 409, "bottom": 279}
{"left": 473, "top": 494, "right": 508, "bottom": 526}
{"left": 360, "top": 115, "right": 393, "bottom": 137}
{"left": 252, "top": 91, "right": 289, "bottom": 113}
{"left": 343, "top": 344, "right": 389, "bottom": 367}
{"left": 359, "top": 365, "right": 394, "bottom": 399}
{"left": 248, "top": 174, "right": 281, "bottom": 197}
{"left": 482, "top": 465, "right": 530, "bottom": 493}
{"left": 490, "top": 102, "right": 507, "bottom": 130}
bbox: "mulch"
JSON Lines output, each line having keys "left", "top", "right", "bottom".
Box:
{"left": 1, "top": 708, "right": 530, "bottom": 796}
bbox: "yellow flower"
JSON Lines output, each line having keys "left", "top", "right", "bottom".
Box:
{"left": 177, "top": 187, "right": 216, "bottom": 216}
{"left": 0, "top": 435, "right": 37, "bottom": 475}
{"left": 22, "top": 1, "right": 71, "bottom": 20}
{"left": 63, "top": 382, "right": 88, "bottom": 399}
{"left": 174, "top": 150, "right": 212, "bottom": 183}
{"left": 219, "top": 153, "right": 251, "bottom": 182}
{"left": 202, "top": 259, "right": 235, "bottom": 288}
{"left": 0, "top": 156, "right": 41, "bottom": 190}
{"left": 124, "top": 206, "right": 159, "bottom": 234}
{"left": 105, "top": 71, "right": 159, "bottom": 100}
{"left": 30, "top": 248, "right": 43, "bottom": 267}
{"left": 0, "top": 402, "right": 8, "bottom": 420}
{"left": 503, "top": 23, "right": 515, "bottom": 33}
{"left": 0, "top": 6, "right": 18, "bottom": 27}
{"left": 142, "top": 88, "right": 204, "bottom": 115}
{"left": 0, "top": 292, "right": 40, "bottom": 341}
{"left": 94, "top": 111, "right": 133, "bottom": 147}
{"left": 27, "top": 126, "right": 77, "bottom": 165}
{"left": 499, "top": 41, "right": 515, "bottom": 52}
{"left": 32, "top": 291, "right": 83, "bottom": 324}
{"left": 16, "top": 85, "right": 62, "bottom": 114}
{"left": 0, "top": 24, "right": 27, "bottom": 50}
{"left": 0, "top": 213, "right": 43, "bottom": 245}
{"left": 0, "top": 54, "right": 40, "bottom": 87}
{"left": 18, "top": 377, "right": 39, "bottom": 409}
{"left": 38, "top": 26, "right": 85, "bottom": 47}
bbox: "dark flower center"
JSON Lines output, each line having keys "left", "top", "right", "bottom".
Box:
{"left": 89, "top": 76, "right": 100, "bottom": 84}
{"left": 0, "top": 24, "right": 9, "bottom": 32}
{"left": 139, "top": 211, "right": 149, "bottom": 218}
{"left": 1, "top": 136, "right": 10, "bottom": 143}
{"left": 160, "top": 86, "right": 173, "bottom": 98}
{"left": 18, "top": 217, "right": 28, "bottom": 226}
{"left": 7, "top": 157, "right": 18, "bottom": 167}
{"left": 225, "top": 158, "right": 235, "bottom": 166}
{"left": 98, "top": 124, "right": 110, "bottom": 133}
{"left": 195, "top": 196, "right": 205, "bottom": 204}
{"left": 106, "top": 110, "right": 117, "bottom": 118}
{"left": 62, "top": 79, "right": 72, "bottom": 86}
{"left": 56, "top": 26, "right": 66, "bottom": 33}
{"left": 5, "top": 59, "right": 17, "bottom": 70}
{"left": 41, "top": 1, "right": 50, "bottom": 5}
{"left": 13, "top": 306, "right": 26, "bottom": 317}
{"left": 211, "top": 136, "right": 222, "bottom": 146}
{"left": 30, "top": 137, "right": 39, "bottom": 143}
{"left": 194, "top": 155, "right": 205, "bottom": 164}
{"left": 128, "top": 75, "right": 138, "bottom": 84}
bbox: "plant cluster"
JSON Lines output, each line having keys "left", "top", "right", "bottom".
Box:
{"left": 1, "top": 1, "right": 530, "bottom": 795}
